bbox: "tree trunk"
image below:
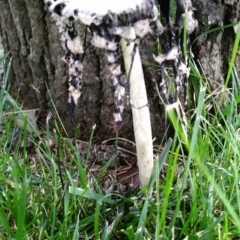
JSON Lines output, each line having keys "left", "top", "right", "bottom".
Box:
{"left": 0, "top": 0, "right": 239, "bottom": 142}
{"left": 192, "top": 0, "right": 240, "bottom": 93}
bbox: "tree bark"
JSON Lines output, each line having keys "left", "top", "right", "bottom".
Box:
{"left": 192, "top": 0, "right": 240, "bottom": 92}
{"left": 0, "top": 0, "right": 239, "bottom": 142}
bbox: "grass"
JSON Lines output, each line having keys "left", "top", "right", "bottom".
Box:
{"left": 0, "top": 22, "right": 240, "bottom": 240}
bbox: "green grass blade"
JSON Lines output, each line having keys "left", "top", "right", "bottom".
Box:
{"left": 94, "top": 203, "right": 100, "bottom": 240}
{"left": 225, "top": 22, "right": 240, "bottom": 86}
{"left": 69, "top": 186, "right": 117, "bottom": 205}
{"left": 15, "top": 172, "right": 27, "bottom": 240}
{"left": 135, "top": 139, "right": 172, "bottom": 240}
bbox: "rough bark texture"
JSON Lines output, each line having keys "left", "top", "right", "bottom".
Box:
{"left": 192, "top": 0, "right": 240, "bottom": 92}
{"left": 0, "top": 0, "right": 239, "bottom": 143}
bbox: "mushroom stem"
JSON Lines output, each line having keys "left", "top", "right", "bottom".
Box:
{"left": 120, "top": 28, "right": 153, "bottom": 187}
